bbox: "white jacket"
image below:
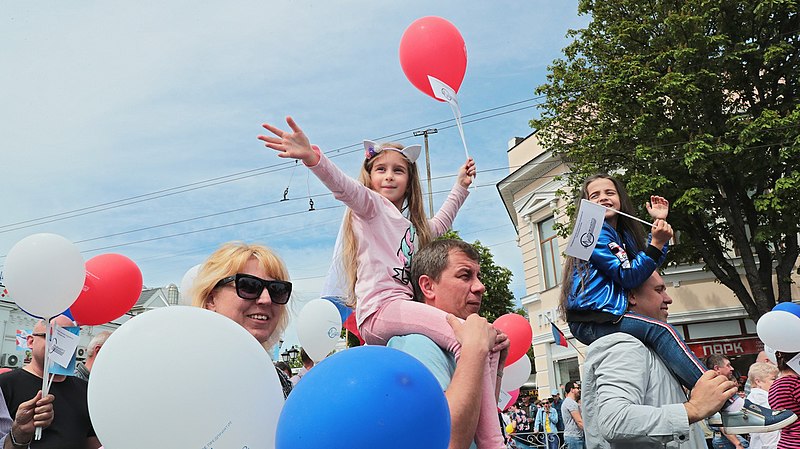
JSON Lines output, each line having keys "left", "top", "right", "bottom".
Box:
{"left": 582, "top": 333, "right": 706, "bottom": 448}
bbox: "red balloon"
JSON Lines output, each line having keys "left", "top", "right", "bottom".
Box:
{"left": 399, "top": 16, "right": 467, "bottom": 100}
{"left": 501, "top": 388, "right": 520, "bottom": 412}
{"left": 70, "top": 254, "right": 143, "bottom": 326}
{"left": 494, "top": 313, "right": 533, "bottom": 366}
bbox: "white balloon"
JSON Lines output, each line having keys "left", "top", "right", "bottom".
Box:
{"left": 4, "top": 233, "right": 85, "bottom": 318}
{"left": 296, "top": 298, "right": 342, "bottom": 362}
{"left": 757, "top": 311, "right": 800, "bottom": 353}
{"left": 89, "top": 306, "right": 284, "bottom": 449}
{"left": 502, "top": 354, "right": 532, "bottom": 391}
{"left": 178, "top": 264, "right": 202, "bottom": 306}
{"left": 764, "top": 345, "right": 777, "bottom": 364}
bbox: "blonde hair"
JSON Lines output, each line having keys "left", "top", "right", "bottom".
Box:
{"left": 191, "top": 241, "right": 291, "bottom": 349}
{"left": 748, "top": 362, "right": 778, "bottom": 386}
{"left": 341, "top": 143, "right": 431, "bottom": 307}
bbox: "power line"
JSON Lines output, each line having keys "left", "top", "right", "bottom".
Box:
{"left": 0, "top": 97, "right": 544, "bottom": 232}
{"left": 6, "top": 135, "right": 796, "bottom": 259}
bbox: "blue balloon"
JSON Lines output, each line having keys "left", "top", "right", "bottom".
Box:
{"left": 321, "top": 295, "right": 353, "bottom": 322}
{"left": 276, "top": 346, "right": 450, "bottom": 449}
{"left": 773, "top": 302, "right": 800, "bottom": 319}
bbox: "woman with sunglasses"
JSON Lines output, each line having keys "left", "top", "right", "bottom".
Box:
{"left": 191, "top": 242, "right": 294, "bottom": 398}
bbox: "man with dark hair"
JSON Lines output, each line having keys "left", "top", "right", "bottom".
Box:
{"left": 705, "top": 355, "right": 735, "bottom": 381}
{"left": 562, "top": 381, "right": 584, "bottom": 449}
{"left": 388, "top": 239, "right": 508, "bottom": 449}
{"left": 706, "top": 355, "right": 748, "bottom": 449}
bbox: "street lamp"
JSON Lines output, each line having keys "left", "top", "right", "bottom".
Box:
{"left": 281, "top": 346, "right": 300, "bottom": 364}
{"left": 413, "top": 128, "right": 438, "bottom": 217}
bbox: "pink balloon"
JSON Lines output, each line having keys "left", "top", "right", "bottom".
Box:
{"left": 399, "top": 16, "right": 467, "bottom": 100}
{"left": 71, "top": 254, "right": 143, "bottom": 326}
{"left": 494, "top": 313, "right": 533, "bottom": 366}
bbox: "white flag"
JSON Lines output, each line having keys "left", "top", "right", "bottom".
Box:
{"left": 428, "top": 75, "right": 469, "bottom": 160}
{"left": 565, "top": 199, "right": 606, "bottom": 261}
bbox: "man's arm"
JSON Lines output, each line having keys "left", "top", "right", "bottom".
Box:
{"left": 0, "top": 391, "right": 55, "bottom": 449}
{"left": 493, "top": 331, "right": 509, "bottom": 400}
{"left": 682, "top": 370, "right": 737, "bottom": 424}
{"left": 570, "top": 409, "right": 584, "bottom": 430}
{"left": 590, "top": 336, "right": 692, "bottom": 444}
{"left": 86, "top": 436, "right": 102, "bottom": 449}
{"left": 444, "top": 314, "right": 496, "bottom": 449}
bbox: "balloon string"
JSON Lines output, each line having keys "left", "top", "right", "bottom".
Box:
{"left": 448, "top": 100, "right": 470, "bottom": 161}
{"left": 36, "top": 319, "right": 55, "bottom": 440}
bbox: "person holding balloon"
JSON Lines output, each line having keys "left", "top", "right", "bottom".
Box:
{"left": 0, "top": 390, "right": 55, "bottom": 449}
{"left": 768, "top": 351, "right": 800, "bottom": 448}
{"left": 258, "top": 119, "right": 507, "bottom": 448}
{"left": 0, "top": 315, "right": 100, "bottom": 449}
{"left": 191, "top": 241, "right": 294, "bottom": 399}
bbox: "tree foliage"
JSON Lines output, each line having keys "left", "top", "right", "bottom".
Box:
{"left": 440, "top": 230, "right": 516, "bottom": 322}
{"left": 532, "top": 0, "right": 800, "bottom": 320}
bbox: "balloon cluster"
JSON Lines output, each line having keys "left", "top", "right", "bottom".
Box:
{"left": 757, "top": 302, "right": 800, "bottom": 352}
{"left": 3, "top": 233, "right": 142, "bottom": 324}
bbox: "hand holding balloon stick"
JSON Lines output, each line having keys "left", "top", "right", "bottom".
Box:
{"left": 400, "top": 17, "right": 471, "bottom": 161}
{"left": 3, "top": 233, "right": 86, "bottom": 440}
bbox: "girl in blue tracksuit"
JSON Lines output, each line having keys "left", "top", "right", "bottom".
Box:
{"left": 559, "top": 173, "right": 711, "bottom": 395}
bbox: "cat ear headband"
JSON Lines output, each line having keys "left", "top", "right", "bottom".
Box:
{"left": 363, "top": 140, "right": 422, "bottom": 163}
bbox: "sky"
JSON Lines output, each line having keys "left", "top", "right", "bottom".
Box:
{"left": 1, "top": 1, "right": 588, "bottom": 346}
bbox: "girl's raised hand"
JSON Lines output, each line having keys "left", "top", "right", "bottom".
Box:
{"left": 258, "top": 116, "right": 320, "bottom": 166}
{"left": 646, "top": 195, "right": 669, "bottom": 220}
{"left": 457, "top": 157, "right": 477, "bottom": 188}
{"left": 650, "top": 219, "right": 673, "bottom": 249}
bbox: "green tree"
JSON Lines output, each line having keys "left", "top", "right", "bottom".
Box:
{"left": 440, "top": 230, "right": 516, "bottom": 322}
{"left": 532, "top": 0, "right": 800, "bottom": 320}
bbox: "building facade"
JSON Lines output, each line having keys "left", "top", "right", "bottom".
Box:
{"left": 0, "top": 284, "right": 180, "bottom": 368}
{"left": 497, "top": 132, "right": 800, "bottom": 397}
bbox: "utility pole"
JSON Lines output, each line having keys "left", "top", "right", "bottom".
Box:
{"left": 413, "top": 128, "right": 438, "bottom": 217}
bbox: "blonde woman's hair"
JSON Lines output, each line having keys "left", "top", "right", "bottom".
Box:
{"left": 341, "top": 143, "right": 431, "bottom": 307}
{"left": 748, "top": 362, "right": 778, "bottom": 386}
{"left": 191, "top": 241, "right": 290, "bottom": 350}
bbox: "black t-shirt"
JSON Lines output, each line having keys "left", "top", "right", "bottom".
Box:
{"left": 0, "top": 368, "right": 95, "bottom": 449}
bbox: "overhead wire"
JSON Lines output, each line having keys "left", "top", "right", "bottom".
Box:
{"left": 0, "top": 97, "right": 545, "bottom": 233}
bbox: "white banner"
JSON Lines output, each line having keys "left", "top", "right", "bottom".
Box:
{"left": 565, "top": 199, "right": 606, "bottom": 261}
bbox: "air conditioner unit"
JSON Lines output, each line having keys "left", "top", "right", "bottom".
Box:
{"left": 1, "top": 353, "right": 20, "bottom": 368}
{"left": 76, "top": 346, "right": 87, "bottom": 359}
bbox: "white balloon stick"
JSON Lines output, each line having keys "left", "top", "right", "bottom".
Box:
{"left": 596, "top": 203, "right": 656, "bottom": 228}
{"left": 35, "top": 319, "right": 56, "bottom": 440}
{"left": 428, "top": 75, "right": 470, "bottom": 161}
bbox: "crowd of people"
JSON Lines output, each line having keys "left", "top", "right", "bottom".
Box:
{"left": 0, "top": 129, "right": 796, "bottom": 449}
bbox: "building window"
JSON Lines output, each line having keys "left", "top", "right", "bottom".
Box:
{"left": 539, "top": 216, "right": 562, "bottom": 289}
{"left": 554, "top": 357, "right": 580, "bottom": 390}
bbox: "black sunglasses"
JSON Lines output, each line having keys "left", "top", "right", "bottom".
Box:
{"left": 214, "top": 273, "right": 292, "bottom": 304}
